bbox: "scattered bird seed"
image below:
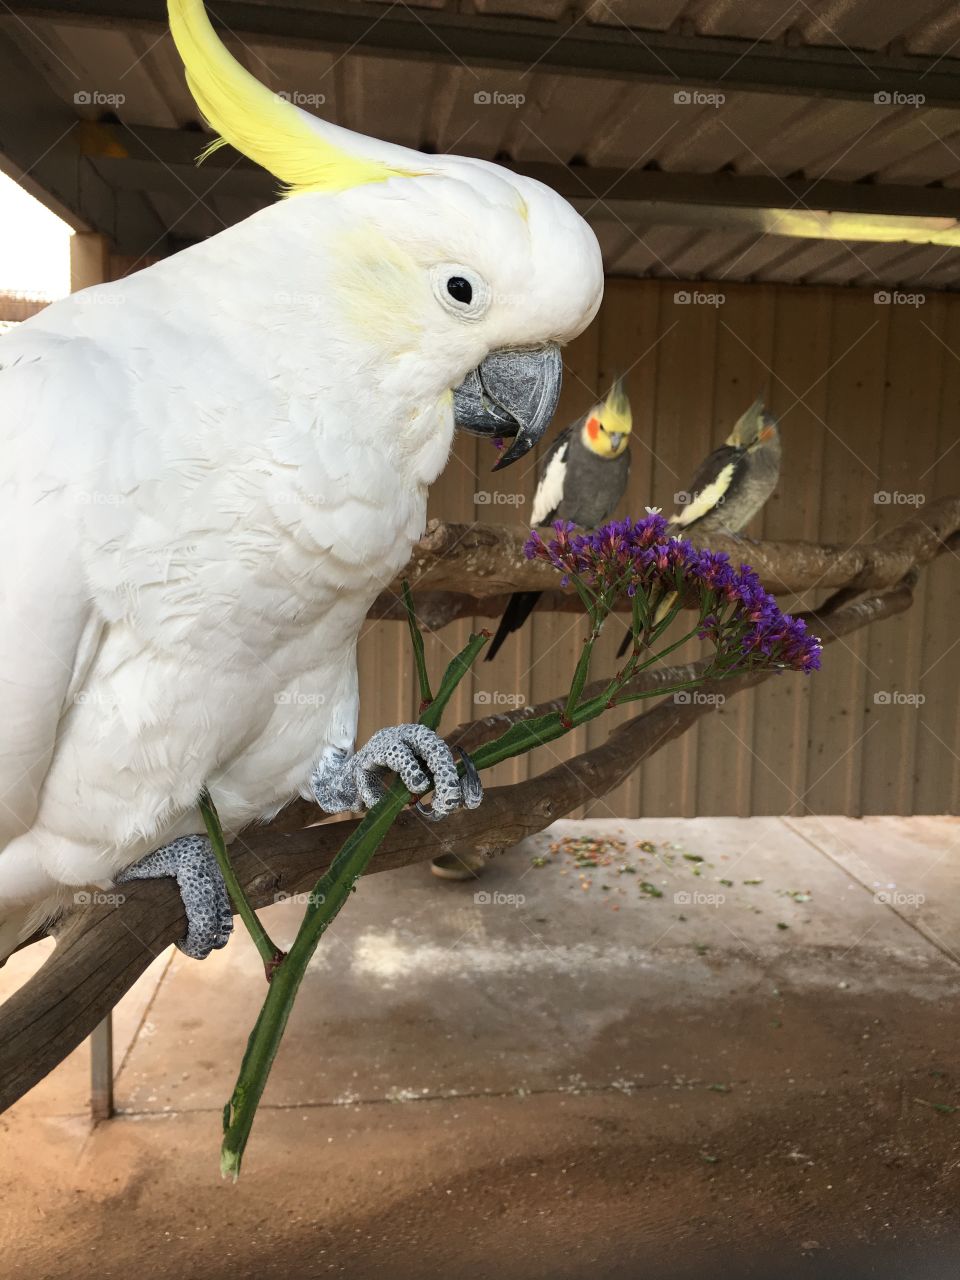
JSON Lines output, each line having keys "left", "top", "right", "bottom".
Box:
{"left": 913, "top": 1097, "right": 958, "bottom": 1115}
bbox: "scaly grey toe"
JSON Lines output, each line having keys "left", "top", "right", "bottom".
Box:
{"left": 314, "top": 726, "right": 484, "bottom": 821}
{"left": 116, "top": 834, "right": 234, "bottom": 959}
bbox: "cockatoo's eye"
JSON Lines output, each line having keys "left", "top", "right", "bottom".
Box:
{"left": 447, "top": 277, "right": 472, "bottom": 304}
{"left": 431, "top": 264, "right": 490, "bottom": 322}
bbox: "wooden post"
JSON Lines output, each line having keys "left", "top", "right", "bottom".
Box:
{"left": 69, "top": 231, "right": 110, "bottom": 294}
{"left": 72, "top": 231, "right": 117, "bottom": 1121}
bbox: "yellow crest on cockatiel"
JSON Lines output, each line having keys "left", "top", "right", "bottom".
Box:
{"left": 168, "top": 0, "right": 422, "bottom": 194}
{"left": 599, "top": 376, "right": 632, "bottom": 437}
{"left": 582, "top": 376, "right": 633, "bottom": 458}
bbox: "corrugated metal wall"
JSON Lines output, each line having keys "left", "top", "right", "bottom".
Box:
{"left": 355, "top": 277, "right": 960, "bottom": 817}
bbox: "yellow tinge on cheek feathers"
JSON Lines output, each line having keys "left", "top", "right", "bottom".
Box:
{"left": 332, "top": 227, "right": 426, "bottom": 350}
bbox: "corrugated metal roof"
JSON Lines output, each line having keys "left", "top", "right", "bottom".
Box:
{"left": 485, "top": 0, "right": 960, "bottom": 57}
{"left": 4, "top": 2, "right": 960, "bottom": 287}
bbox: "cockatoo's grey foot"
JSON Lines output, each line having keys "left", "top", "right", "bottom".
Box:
{"left": 311, "top": 727, "right": 483, "bottom": 820}
{"left": 115, "top": 834, "right": 234, "bottom": 959}
{"left": 416, "top": 748, "right": 482, "bottom": 822}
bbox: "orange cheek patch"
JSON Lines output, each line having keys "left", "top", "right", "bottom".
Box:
{"left": 587, "top": 417, "right": 600, "bottom": 441}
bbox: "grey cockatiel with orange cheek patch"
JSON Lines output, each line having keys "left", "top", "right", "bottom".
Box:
{"left": 0, "top": 0, "right": 603, "bottom": 961}
{"left": 485, "top": 378, "right": 633, "bottom": 661}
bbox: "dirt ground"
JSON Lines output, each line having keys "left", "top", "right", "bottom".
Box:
{"left": 1, "top": 817, "right": 959, "bottom": 1279}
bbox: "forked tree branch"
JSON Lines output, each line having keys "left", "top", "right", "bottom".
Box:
{"left": 369, "top": 496, "right": 960, "bottom": 628}
{"left": 0, "top": 565, "right": 921, "bottom": 1114}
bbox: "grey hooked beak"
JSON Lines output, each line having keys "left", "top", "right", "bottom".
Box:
{"left": 607, "top": 431, "right": 624, "bottom": 452}
{"left": 452, "top": 343, "right": 563, "bottom": 471}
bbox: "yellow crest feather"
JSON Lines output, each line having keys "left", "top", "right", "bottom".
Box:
{"left": 602, "top": 376, "right": 632, "bottom": 431}
{"left": 168, "top": 0, "right": 418, "bottom": 194}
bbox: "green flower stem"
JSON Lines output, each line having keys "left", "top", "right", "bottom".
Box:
{"left": 614, "top": 668, "right": 738, "bottom": 706}
{"left": 467, "top": 665, "right": 711, "bottom": 775}
{"left": 630, "top": 591, "right": 646, "bottom": 641}
{"left": 643, "top": 594, "right": 689, "bottom": 650}
{"left": 219, "top": 631, "right": 487, "bottom": 1181}
{"left": 563, "top": 628, "right": 598, "bottom": 721}
{"left": 626, "top": 624, "right": 703, "bottom": 677}
{"left": 219, "top": 587, "right": 749, "bottom": 1179}
{"left": 572, "top": 577, "right": 600, "bottom": 626}
{"left": 199, "top": 789, "right": 281, "bottom": 975}
{"left": 401, "top": 579, "right": 433, "bottom": 708}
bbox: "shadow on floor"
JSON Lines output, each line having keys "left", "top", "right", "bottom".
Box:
{"left": 1, "top": 816, "right": 958, "bottom": 1278}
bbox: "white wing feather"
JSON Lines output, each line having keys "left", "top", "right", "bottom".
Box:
{"left": 671, "top": 460, "right": 737, "bottom": 527}
{"left": 531, "top": 440, "right": 568, "bottom": 526}
{"left": 0, "top": 331, "right": 111, "bottom": 848}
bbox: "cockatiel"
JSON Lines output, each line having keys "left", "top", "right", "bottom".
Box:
{"left": 0, "top": 0, "right": 603, "bottom": 962}
{"left": 484, "top": 378, "right": 632, "bottom": 661}
{"left": 616, "top": 397, "right": 780, "bottom": 656}
{"left": 669, "top": 396, "right": 781, "bottom": 539}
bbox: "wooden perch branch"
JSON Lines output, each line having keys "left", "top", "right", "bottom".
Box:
{"left": 369, "top": 495, "right": 960, "bottom": 628}
{"left": 0, "top": 563, "right": 922, "bottom": 1115}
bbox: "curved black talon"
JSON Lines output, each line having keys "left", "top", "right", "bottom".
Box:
{"left": 415, "top": 748, "right": 484, "bottom": 822}
{"left": 459, "top": 748, "right": 483, "bottom": 809}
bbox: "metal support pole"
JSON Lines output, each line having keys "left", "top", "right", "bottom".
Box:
{"left": 89, "top": 1016, "right": 114, "bottom": 1121}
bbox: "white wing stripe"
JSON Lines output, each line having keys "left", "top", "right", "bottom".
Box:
{"left": 672, "top": 460, "right": 737, "bottom": 527}
{"left": 531, "top": 444, "right": 568, "bottom": 526}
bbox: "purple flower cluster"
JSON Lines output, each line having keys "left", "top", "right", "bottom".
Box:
{"left": 525, "top": 514, "right": 821, "bottom": 674}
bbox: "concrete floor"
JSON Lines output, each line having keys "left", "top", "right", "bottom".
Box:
{"left": 1, "top": 816, "right": 959, "bottom": 1279}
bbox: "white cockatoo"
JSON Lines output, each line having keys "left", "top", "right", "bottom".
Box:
{"left": 0, "top": 0, "right": 603, "bottom": 961}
